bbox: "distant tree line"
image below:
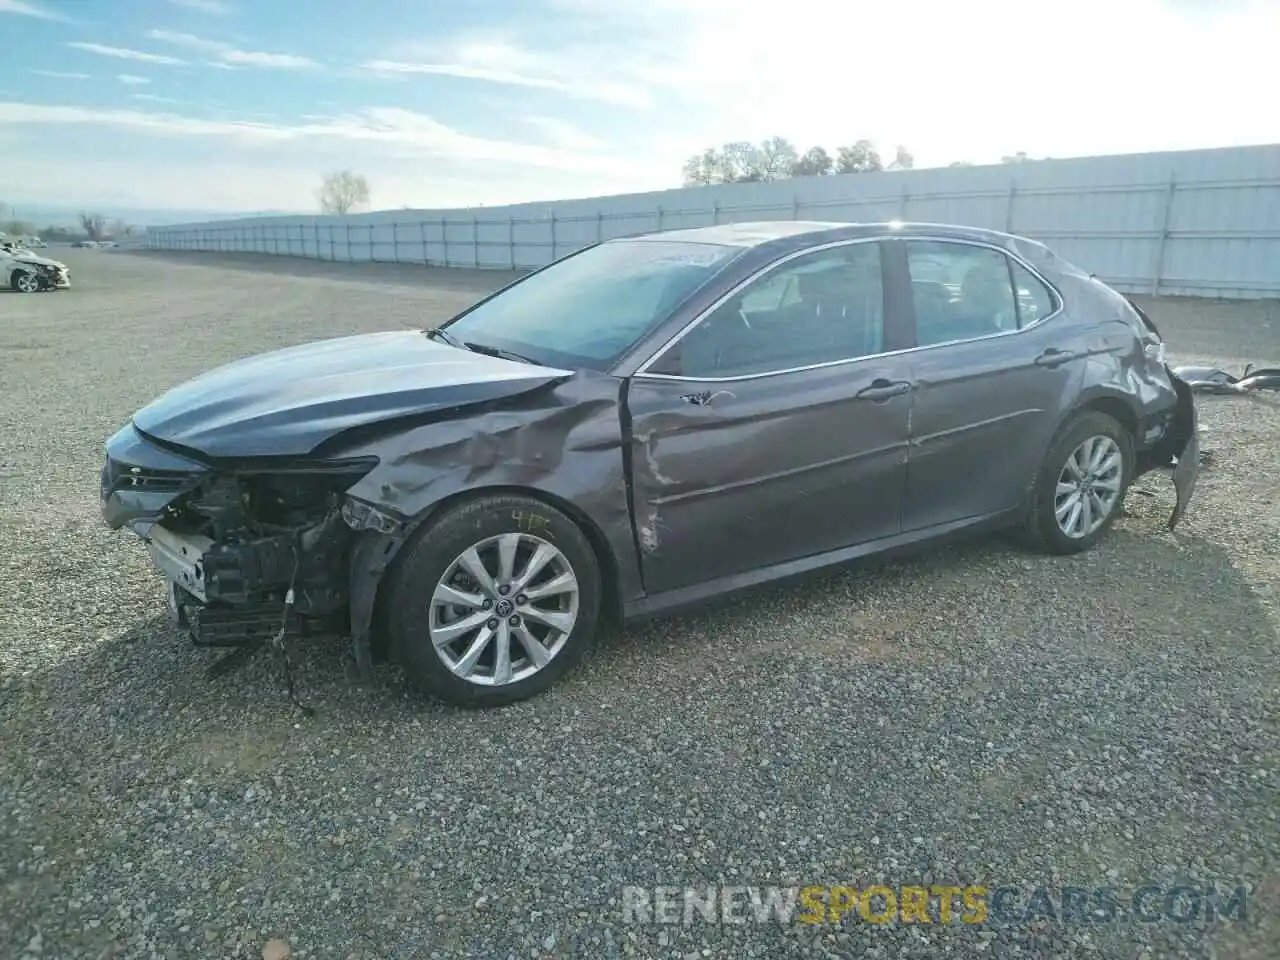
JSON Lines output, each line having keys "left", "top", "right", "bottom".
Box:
{"left": 682, "top": 137, "right": 912, "bottom": 186}
{"left": 682, "top": 138, "right": 1046, "bottom": 185}
{"left": 0, "top": 202, "right": 136, "bottom": 242}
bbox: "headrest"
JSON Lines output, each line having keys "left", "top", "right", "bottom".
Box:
{"left": 962, "top": 264, "right": 1007, "bottom": 296}
{"left": 797, "top": 269, "right": 846, "bottom": 299}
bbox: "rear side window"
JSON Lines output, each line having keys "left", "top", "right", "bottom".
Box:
{"left": 906, "top": 241, "right": 1057, "bottom": 347}
{"left": 1010, "top": 260, "right": 1056, "bottom": 326}
{"left": 907, "top": 241, "right": 1018, "bottom": 346}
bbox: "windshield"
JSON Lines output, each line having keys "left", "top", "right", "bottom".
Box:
{"left": 441, "top": 239, "right": 739, "bottom": 370}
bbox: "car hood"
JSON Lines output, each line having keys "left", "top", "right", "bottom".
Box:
{"left": 132, "top": 330, "right": 573, "bottom": 458}
{"left": 8, "top": 252, "right": 66, "bottom": 268}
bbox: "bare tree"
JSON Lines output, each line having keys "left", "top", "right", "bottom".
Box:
{"left": 79, "top": 212, "right": 107, "bottom": 240}
{"left": 835, "top": 140, "right": 883, "bottom": 174}
{"left": 757, "top": 136, "right": 799, "bottom": 181}
{"left": 681, "top": 147, "right": 721, "bottom": 186}
{"left": 719, "top": 142, "right": 766, "bottom": 182}
{"left": 317, "top": 170, "right": 371, "bottom": 215}
{"left": 791, "top": 146, "right": 834, "bottom": 177}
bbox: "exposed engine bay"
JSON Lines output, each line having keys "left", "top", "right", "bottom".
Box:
{"left": 146, "top": 464, "right": 374, "bottom": 651}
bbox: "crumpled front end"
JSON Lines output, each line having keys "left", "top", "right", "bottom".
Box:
{"left": 44, "top": 263, "right": 70, "bottom": 289}
{"left": 15, "top": 257, "right": 70, "bottom": 289}
{"left": 102, "top": 424, "right": 375, "bottom": 648}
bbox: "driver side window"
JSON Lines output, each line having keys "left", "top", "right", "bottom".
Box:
{"left": 648, "top": 242, "right": 885, "bottom": 378}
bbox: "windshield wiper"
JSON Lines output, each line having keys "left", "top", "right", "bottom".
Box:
{"left": 426, "top": 328, "right": 541, "bottom": 365}
{"left": 462, "top": 341, "right": 542, "bottom": 366}
{"left": 424, "top": 327, "right": 464, "bottom": 349}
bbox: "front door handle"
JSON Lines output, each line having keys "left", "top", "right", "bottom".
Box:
{"left": 1035, "top": 347, "right": 1080, "bottom": 368}
{"left": 856, "top": 378, "right": 912, "bottom": 401}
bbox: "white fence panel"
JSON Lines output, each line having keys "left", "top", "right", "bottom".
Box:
{"left": 148, "top": 143, "right": 1280, "bottom": 299}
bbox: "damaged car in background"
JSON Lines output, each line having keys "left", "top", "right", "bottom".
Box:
{"left": 1, "top": 238, "right": 70, "bottom": 292}
{"left": 101, "top": 221, "right": 1199, "bottom": 708}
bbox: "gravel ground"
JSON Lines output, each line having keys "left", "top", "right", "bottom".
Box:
{"left": 1, "top": 250, "right": 1277, "bottom": 960}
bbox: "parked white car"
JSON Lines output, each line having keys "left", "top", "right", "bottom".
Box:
{"left": 1, "top": 240, "right": 71, "bottom": 292}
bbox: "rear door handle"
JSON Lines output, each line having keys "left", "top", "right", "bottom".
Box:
{"left": 856, "top": 378, "right": 912, "bottom": 401}
{"left": 1035, "top": 348, "right": 1080, "bottom": 368}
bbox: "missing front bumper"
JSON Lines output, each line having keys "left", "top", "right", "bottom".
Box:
{"left": 167, "top": 580, "right": 295, "bottom": 646}
{"left": 150, "top": 526, "right": 213, "bottom": 601}
{"left": 147, "top": 512, "right": 351, "bottom": 651}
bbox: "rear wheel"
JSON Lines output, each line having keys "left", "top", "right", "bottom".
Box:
{"left": 384, "top": 493, "right": 602, "bottom": 707}
{"left": 11, "top": 270, "right": 41, "bottom": 293}
{"left": 1021, "top": 410, "right": 1133, "bottom": 554}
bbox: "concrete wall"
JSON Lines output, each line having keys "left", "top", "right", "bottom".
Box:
{"left": 148, "top": 143, "right": 1280, "bottom": 299}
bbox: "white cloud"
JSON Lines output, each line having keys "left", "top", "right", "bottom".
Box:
{"left": 132, "top": 93, "right": 180, "bottom": 104}
{"left": 0, "top": 0, "right": 71, "bottom": 21}
{"left": 222, "top": 49, "right": 314, "bottom": 69}
{"left": 142, "top": 29, "right": 223, "bottom": 53}
{"left": 146, "top": 29, "right": 317, "bottom": 70}
{"left": 118, "top": 74, "right": 151, "bottom": 86}
{"left": 0, "top": 101, "right": 648, "bottom": 178}
{"left": 166, "top": 0, "right": 231, "bottom": 12}
{"left": 522, "top": 116, "right": 607, "bottom": 152}
{"left": 30, "top": 69, "right": 91, "bottom": 79}
{"left": 362, "top": 39, "right": 650, "bottom": 107}
{"left": 66, "top": 43, "right": 186, "bottom": 66}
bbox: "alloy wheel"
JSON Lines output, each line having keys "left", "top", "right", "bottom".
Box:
{"left": 428, "top": 532, "right": 580, "bottom": 686}
{"left": 15, "top": 272, "right": 40, "bottom": 293}
{"left": 1054, "top": 435, "right": 1124, "bottom": 539}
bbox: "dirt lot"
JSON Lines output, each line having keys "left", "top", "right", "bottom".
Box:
{"left": 1, "top": 249, "right": 1277, "bottom": 959}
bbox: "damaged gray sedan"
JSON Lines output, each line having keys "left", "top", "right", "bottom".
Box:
{"left": 101, "top": 221, "right": 1199, "bottom": 707}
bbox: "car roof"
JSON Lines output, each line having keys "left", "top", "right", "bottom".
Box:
{"left": 618, "top": 219, "right": 1032, "bottom": 252}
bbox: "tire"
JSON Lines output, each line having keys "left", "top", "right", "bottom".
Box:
{"left": 10, "top": 270, "right": 40, "bottom": 294}
{"left": 384, "top": 493, "right": 602, "bottom": 707}
{"left": 1020, "top": 410, "right": 1134, "bottom": 555}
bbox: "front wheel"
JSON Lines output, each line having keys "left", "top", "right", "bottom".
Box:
{"left": 384, "top": 493, "right": 602, "bottom": 707}
{"left": 11, "top": 270, "right": 41, "bottom": 293}
{"left": 1021, "top": 410, "right": 1134, "bottom": 555}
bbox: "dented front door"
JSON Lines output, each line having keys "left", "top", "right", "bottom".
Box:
{"left": 625, "top": 362, "right": 913, "bottom": 596}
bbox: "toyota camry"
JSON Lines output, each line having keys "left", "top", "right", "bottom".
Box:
{"left": 100, "top": 221, "right": 1199, "bottom": 707}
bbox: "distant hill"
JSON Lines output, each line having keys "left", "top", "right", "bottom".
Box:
{"left": 10, "top": 204, "right": 301, "bottom": 229}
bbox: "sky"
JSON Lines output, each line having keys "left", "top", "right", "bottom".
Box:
{"left": 0, "top": 0, "right": 1278, "bottom": 224}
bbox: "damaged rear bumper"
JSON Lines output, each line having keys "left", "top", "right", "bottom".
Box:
{"left": 1166, "top": 374, "right": 1199, "bottom": 531}
{"left": 1136, "top": 367, "right": 1199, "bottom": 531}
